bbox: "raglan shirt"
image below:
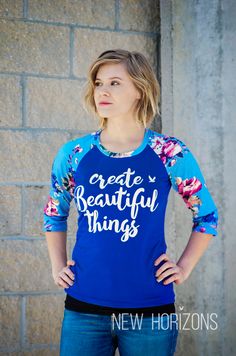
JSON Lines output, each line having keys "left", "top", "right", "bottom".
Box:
{"left": 43, "top": 128, "right": 218, "bottom": 309}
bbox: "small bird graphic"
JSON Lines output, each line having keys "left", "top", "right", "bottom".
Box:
{"left": 148, "top": 175, "right": 156, "bottom": 183}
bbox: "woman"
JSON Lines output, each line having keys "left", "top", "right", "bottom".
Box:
{"left": 43, "top": 49, "right": 218, "bottom": 356}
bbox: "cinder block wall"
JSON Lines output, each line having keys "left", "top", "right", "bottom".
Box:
{"left": 0, "top": 0, "right": 160, "bottom": 354}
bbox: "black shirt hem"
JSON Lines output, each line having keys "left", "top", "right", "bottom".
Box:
{"left": 64, "top": 293, "right": 175, "bottom": 317}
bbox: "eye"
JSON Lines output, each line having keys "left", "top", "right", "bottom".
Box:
{"left": 94, "top": 81, "right": 120, "bottom": 86}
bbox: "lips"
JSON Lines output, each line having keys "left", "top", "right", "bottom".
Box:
{"left": 99, "top": 102, "right": 112, "bottom": 105}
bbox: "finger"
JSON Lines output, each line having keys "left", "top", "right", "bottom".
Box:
{"left": 63, "top": 266, "right": 75, "bottom": 281}
{"left": 154, "top": 254, "right": 170, "bottom": 266}
{"left": 61, "top": 272, "right": 74, "bottom": 286}
{"left": 55, "top": 277, "right": 70, "bottom": 289}
{"left": 156, "top": 267, "right": 179, "bottom": 282}
{"left": 155, "top": 261, "right": 176, "bottom": 277}
{"left": 162, "top": 274, "right": 179, "bottom": 285}
{"left": 67, "top": 260, "right": 75, "bottom": 266}
{"left": 59, "top": 272, "right": 74, "bottom": 286}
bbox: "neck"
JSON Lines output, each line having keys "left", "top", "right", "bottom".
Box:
{"left": 101, "top": 121, "right": 147, "bottom": 144}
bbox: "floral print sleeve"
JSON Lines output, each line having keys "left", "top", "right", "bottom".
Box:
{"left": 43, "top": 145, "right": 75, "bottom": 232}
{"left": 160, "top": 136, "right": 218, "bottom": 236}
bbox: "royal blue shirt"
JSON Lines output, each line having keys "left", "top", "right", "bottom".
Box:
{"left": 43, "top": 128, "right": 218, "bottom": 308}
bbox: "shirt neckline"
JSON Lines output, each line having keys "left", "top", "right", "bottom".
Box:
{"left": 93, "top": 127, "right": 150, "bottom": 158}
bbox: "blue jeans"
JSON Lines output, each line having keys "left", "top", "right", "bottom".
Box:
{"left": 60, "top": 309, "right": 179, "bottom": 356}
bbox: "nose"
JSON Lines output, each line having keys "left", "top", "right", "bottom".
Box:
{"left": 96, "top": 84, "right": 111, "bottom": 96}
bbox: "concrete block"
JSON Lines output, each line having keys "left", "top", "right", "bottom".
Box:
{"left": 0, "top": 130, "right": 70, "bottom": 183}
{"left": 26, "top": 294, "right": 64, "bottom": 345}
{"left": 0, "top": 1, "right": 22, "bottom": 18}
{"left": 0, "top": 239, "right": 60, "bottom": 292}
{"left": 74, "top": 28, "right": 157, "bottom": 78}
{"left": 120, "top": 0, "right": 160, "bottom": 33}
{"left": 0, "top": 20, "right": 70, "bottom": 76}
{"left": 27, "top": 77, "right": 97, "bottom": 130}
{"left": 28, "top": 0, "right": 115, "bottom": 29}
{"left": 0, "top": 185, "right": 21, "bottom": 236}
{"left": 0, "top": 76, "right": 21, "bottom": 127}
{"left": 0, "top": 296, "right": 20, "bottom": 348}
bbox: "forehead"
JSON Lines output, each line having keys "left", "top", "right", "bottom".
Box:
{"left": 96, "top": 62, "right": 129, "bottom": 80}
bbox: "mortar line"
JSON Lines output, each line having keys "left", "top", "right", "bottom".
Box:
{"left": 20, "top": 295, "right": 26, "bottom": 348}
{"left": 0, "top": 16, "right": 158, "bottom": 36}
{"left": 69, "top": 26, "right": 75, "bottom": 78}
{"left": 115, "top": 0, "right": 120, "bottom": 30}
{"left": 23, "top": 0, "right": 28, "bottom": 19}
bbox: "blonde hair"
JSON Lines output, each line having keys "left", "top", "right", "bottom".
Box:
{"left": 82, "top": 49, "right": 160, "bottom": 130}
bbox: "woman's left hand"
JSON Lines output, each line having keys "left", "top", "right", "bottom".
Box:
{"left": 154, "top": 253, "right": 187, "bottom": 286}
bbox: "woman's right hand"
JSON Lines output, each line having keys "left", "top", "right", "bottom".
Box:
{"left": 53, "top": 260, "right": 75, "bottom": 289}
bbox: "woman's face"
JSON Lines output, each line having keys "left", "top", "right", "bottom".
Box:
{"left": 93, "top": 62, "right": 141, "bottom": 123}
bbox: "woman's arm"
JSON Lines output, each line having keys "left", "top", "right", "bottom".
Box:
{"left": 176, "top": 231, "right": 213, "bottom": 280}
{"left": 154, "top": 231, "right": 214, "bottom": 285}
{"left": 45, "top": 231, "right": 67, "bottom": 276}
{"left": 45, "top": 231, "right": 75, "bottom": 288}
{"left": 153, "top": 135, "right": 218, "bottom": 285}
{"left": 43, "top": 143, "right": 76, "bottom": 288}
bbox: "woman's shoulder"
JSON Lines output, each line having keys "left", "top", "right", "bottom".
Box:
{"left": 148, "top": 128, "right": 189, "bottom": 149}
{"left": 148, "top": 128, "right": 194, "bottom": 169}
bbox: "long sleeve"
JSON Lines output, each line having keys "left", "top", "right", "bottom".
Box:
{"left": 166, "top": 137, "right": 218, "bottom": 236}
{"left": 43, "top": 144, "right": 75, "bottom": 232}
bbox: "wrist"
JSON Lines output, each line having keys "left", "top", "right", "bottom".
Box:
{"left": 52, "top": 262, "right": 66, "bottom": 277}
{"left": 177, "top": 262, "right": 192, "bottom": 281}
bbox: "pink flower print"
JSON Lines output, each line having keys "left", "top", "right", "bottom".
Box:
{"left": 151, "top": 137, "right": 183, "bottom": 166}
{"left": 163, "top": 141, "right": 182, "bottom": 158}
{"left": 161, "top": 141, "right": 182, "bottom": 165}
{"left": 175, "top": 177, "right": 202, "bottom": 209}
{"left": 176, "top": 177, "right": 202, "bottom": 197}
{"left": 149, "top": 134, "right": 189, "bottom": 167}
{"left": 151, "top": 136, "right": 164, "bottom": 151}
{"left": 44, "top": 196, "right": 59, "bottom": 216}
